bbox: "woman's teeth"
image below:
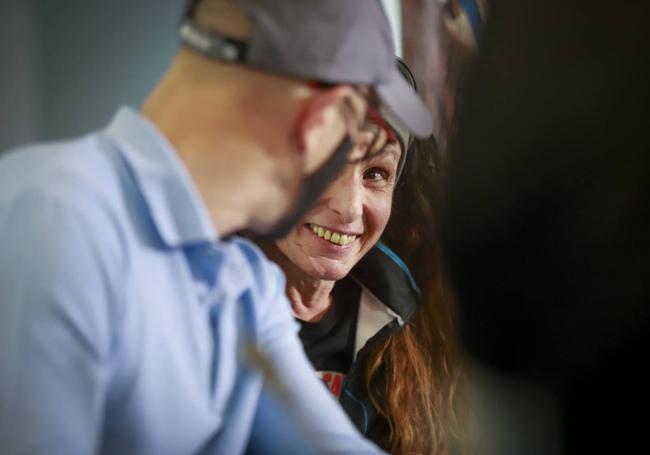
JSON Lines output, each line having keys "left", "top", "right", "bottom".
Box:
{"left": 308, "top": 223, "right": 357, "bottom": 246}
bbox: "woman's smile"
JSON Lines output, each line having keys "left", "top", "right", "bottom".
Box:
{"left": 306, "top": 223, "right": 361, "bottom": 246}
{"left": 274, "top": 140, "right": 401, "bottom": 281}
{"left": 298, "top": 223, "right": 362, "bottom": 259}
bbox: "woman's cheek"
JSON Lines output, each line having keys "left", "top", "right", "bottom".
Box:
{"left": 366, "top": 193, "right": 394, "bottom": 239}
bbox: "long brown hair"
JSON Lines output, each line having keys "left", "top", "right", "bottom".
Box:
{"left": 366, "top": 136, "right": 465, "bottom": 454}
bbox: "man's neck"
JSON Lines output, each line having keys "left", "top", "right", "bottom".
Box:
{"left": 141, "top": 67, "right": 267, "bottom": 237}
{"left": 141, "top": 50, "right": 311, "bottom": 239}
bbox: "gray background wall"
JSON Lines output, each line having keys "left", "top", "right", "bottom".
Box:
{"left": 0, "top": 0, "right": 184, "bottom": 151}
{"left": 1, "top": 0, "right": 401, "bottom": 152}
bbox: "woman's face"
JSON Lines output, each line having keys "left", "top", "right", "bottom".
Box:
{"left": 275, "top": 139, "right": 402, "bottom": 281}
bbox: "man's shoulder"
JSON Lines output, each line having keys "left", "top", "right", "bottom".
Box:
{"left": 0, "top": 133, "right": 127, "bottom": 217}
{"left": 0, "top": 136, "right": 129, "bottom": 312}
{"left": 0, "top": 134, "right": 130, "bottom": 269}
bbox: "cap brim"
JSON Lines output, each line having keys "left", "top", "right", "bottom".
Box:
{"left": 375, "top": 66, "right": 433, "bottom": 138}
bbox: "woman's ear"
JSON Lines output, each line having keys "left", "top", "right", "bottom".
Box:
{"left": 294, "top": 85, "right": 366, "bottom": 175}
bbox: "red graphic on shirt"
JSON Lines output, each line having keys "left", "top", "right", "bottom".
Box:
{"left": 316, "top": 371, "right": 345, "bottom": 399}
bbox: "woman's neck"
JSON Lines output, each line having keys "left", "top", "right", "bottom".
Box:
{"left": 261, "top": 242, "right": 336, "bottom": 322}
{"left": 286, "top": 275, "right": 335, "bottom": 322}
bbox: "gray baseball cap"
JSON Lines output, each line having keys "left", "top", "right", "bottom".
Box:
{"left": 385, "top": 58, "right": 418, "bottom": 180}
{"left": 180, "top": 0, "right": 433, "bottom": 138}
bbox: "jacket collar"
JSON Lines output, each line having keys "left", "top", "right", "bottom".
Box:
{"left": 349, "top": 242, "right": 420, "bottom": 323}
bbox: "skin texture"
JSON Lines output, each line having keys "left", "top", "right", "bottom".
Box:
{"left": 267, "top": 140, "right": 402, "bottom": 321}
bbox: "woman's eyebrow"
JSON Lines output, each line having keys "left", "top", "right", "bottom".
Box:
{"left": 371, "top": 145, "right": 400, "bottom": 163}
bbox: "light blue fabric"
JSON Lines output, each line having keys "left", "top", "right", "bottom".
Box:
{"left": 0, "top": 107, "right": 382, "bottom": 454}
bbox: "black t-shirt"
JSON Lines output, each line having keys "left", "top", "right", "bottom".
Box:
{"left": 297, "top": 277, "right": 361, "bottom": 398}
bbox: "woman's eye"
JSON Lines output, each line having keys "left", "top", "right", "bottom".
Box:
{"left": 363, "top": 168, "right": 389, "bottom": 182}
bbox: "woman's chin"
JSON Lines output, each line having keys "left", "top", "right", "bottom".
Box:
{"left": 305, "top": 260, "right": 352, "bottom": 282}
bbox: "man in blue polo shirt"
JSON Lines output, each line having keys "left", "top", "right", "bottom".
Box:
{"left": 0, "top": 0, "right": 432, "bottom": 453}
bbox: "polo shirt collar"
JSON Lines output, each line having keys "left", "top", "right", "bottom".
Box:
{"left": 104, "top": 106, "right": 217, "bottom": 247}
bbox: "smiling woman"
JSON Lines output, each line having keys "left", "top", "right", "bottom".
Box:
{"left": 256, "top": 59, "right": 452, "bottom": 452}
{"left": 274, "top": 141, "right": 400, "bottom": 288}
{"left": 260, "top": 124, "right": 409, "bottom": 441}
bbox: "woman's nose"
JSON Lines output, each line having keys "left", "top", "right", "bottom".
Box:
{"left": 326, "top": 167, "right": 363, "bottom": 224}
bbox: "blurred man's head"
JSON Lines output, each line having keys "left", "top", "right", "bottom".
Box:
{"left": 143, "top": 0, "right": 432, "bottom": 239}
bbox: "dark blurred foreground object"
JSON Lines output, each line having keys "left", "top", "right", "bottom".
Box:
{"left": 401, "top": 0, "right": 485, "bottom": 157}
{"left": 442, "top": 0, "right": 650, "bottom": 453}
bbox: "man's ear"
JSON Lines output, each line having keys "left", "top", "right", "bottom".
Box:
{"left": 294, "top": 85, "right": 366, "bottom": 175}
